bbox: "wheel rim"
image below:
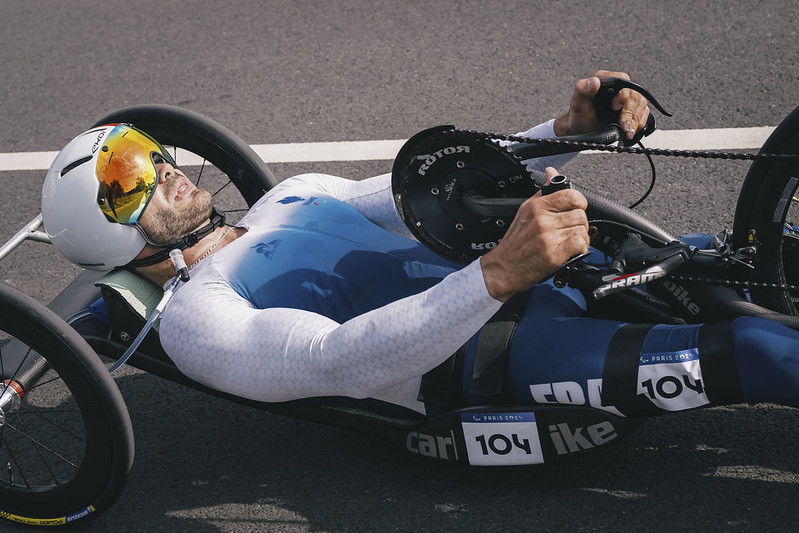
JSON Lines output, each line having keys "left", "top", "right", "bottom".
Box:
{"left": 744, "top": 134, "right": 799, "bottom": 315}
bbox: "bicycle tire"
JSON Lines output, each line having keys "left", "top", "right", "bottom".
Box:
{"left": 0, "top": 283, "right": 134, "bottom": 527}
{"left": 92, "top": 104, "right": 278, "bottom": 213}
{"left": 732, "top": 104, "right": 799, "bottom": 315}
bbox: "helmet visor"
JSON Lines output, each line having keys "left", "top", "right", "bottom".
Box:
{"left": 95, "top": 124, "right": 176, "bottom": 225}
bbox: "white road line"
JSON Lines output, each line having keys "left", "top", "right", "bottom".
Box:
{"left": 0, "top": 126, "right": 776, "bottom": 171}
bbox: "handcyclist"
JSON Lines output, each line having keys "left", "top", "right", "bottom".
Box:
{"left": 41, "top": 69, "right": 799, "bottom": 419}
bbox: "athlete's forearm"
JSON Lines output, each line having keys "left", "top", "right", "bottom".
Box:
{"left": 160, "top": 260, "right": 502, "bottom": 404}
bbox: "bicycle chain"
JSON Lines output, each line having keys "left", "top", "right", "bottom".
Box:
{"left": 665, "top": 274, "right": 799, "bottom": 293}
{"left": 442, "top": 127, "right": 799, "bottom": 292}
{"left": 455, "top": 128, "right": 799, "bottom": 161}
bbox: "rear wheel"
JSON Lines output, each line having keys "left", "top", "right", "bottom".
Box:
{"left": 0, "top": 283, "right": 134, "bottom": 527}
{"left": 732, "top": 105, "right": 799, "bottom": 315}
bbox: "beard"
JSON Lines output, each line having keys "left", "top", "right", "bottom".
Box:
{"left": 138, "top": 188, "right": 214, "bottom": 246}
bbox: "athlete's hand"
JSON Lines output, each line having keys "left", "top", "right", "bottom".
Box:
{"left": 479, "top": 168, "right": 590, "bottom": 302}
{"left": 553, "top": 70, "right": 650, "bottom": 141}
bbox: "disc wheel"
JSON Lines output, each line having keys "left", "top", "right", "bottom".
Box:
{"left": 0, "top": 283, "right": 134, "bottom": 527}
{"left": 732, "top": 105, "right": 799, "bottom": 315}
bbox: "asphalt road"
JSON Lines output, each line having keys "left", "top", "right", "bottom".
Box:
{"left": 1, "top": 1, "right": 799, "bottom": 531}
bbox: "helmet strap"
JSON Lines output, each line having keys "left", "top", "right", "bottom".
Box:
{"left": 124, "top": 207, "right": 227, "bottom": 270}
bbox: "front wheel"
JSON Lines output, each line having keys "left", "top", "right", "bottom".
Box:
{"left": 0, "top": 283, "right": 134, "bottom": 527}
{"left": 732, "top": 105, "right": 799, "bottom": 315}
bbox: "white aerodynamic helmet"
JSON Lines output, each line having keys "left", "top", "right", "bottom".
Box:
{"left": 42, "top": 123, "right": 176, "bottom": 271}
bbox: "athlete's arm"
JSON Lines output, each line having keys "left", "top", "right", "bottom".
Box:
{"left": 159, "top": 258, "right": 502, "bottom": 410}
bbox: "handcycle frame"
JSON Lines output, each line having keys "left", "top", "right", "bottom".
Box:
{"left": 2, "top": 98, "right": 799, "bottom": 526}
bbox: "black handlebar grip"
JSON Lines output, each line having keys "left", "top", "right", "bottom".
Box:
{"left": 542, "top": 174, "right": 571, "bottom": 195}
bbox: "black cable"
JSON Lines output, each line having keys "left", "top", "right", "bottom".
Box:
{"left": 628, "top": 141, "right": 656, "bottom": 209}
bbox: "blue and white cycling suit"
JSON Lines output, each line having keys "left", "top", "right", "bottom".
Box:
{"left": 159, "top": 120, "right": 799, "bottom": 416}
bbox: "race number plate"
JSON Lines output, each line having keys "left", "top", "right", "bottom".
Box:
{"left": 460, "top": 412, "right": 544, "bottom": 466}
{"left": 636, "top": 348, "right": 710, "bottom": 411}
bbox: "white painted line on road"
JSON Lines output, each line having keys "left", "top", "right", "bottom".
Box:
{"left": 0, "top": 151, "right": 60, "bottom": 171}
{"left": 0, "top": 126, "right": 776, "bottom": 171}
{"left": 641, "top": 126, "right": 774, "bottom": 151}
{"left": 252, "top": 139, "right": 406, "bottom": 163}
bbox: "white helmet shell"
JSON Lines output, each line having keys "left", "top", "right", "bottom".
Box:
{"left": 42, "top": 126, "right": 147, "bottom": 271}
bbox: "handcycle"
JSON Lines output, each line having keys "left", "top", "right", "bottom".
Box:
{"left": 1, "top": 80, "right": 799, "bottom": 527}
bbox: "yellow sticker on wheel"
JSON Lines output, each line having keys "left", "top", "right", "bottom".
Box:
{"left": 0, "top": 505, "right": 95, "bottom": 526}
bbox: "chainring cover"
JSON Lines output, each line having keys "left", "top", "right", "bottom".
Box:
{"left": 391, "top": 126, "right": 538, "bottom": 264}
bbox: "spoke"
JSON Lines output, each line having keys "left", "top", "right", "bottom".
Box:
{"left": 5, "top": 414, "right": 71, "bottom": 486}
{"left": 1, "top": 434, "right": 31, "bottom": 488}
{"left": 1, "top": 344, "right": 34, "bottom": 386}
{"left": 196, "top": 159, "right": 207, "bottom": 188}
{"left": 3, "top": 419, "right": 80, "bottom": 469}
{"left": 12, "top": 408, "right": 86, "bottom": 443}
{"left": 24, "top": 374, "right": 67, "bottom": 393}
{"left": 212, "top": 180, "right": 233, "bottom": 197}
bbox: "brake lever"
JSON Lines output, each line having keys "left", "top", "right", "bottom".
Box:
{"left": 592, "top": 77, "right": 672, "bottom": 146}
{"left": 592, "top": 239, "right": 693, "bottom": 300}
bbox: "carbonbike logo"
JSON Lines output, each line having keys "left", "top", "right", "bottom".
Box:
{"left": 660, "top": 280, "right": 701, "bottom": 315}
{"left": 417, "top": 146, "right": 470, "bottom": 176}
{"left": 406, "top": 430, "right": 458, "bottom": 461}
{"left": 548, "top": 421, "right": 618, "bottom": 455}
{"left": 91, "top": 130, "right": 106, "bottom": 153}
{"left": 529, "top": 379, "right": 624, "bottom": 416}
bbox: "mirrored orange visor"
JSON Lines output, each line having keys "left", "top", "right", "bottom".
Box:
{"left": 95, "top": 124, "right": 176, "bottom": 225}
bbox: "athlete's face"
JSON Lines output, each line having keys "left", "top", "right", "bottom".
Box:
{"left": 137, "top": 162, "right": 213, "bottom": 246}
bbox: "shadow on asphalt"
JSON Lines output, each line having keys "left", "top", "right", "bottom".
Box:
{"left": 7, "top": 370, "right": 790, "bottom": 532}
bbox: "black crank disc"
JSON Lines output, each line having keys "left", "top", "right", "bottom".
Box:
{"left": 392, "top": 126, "right": 538, "bottom": 264}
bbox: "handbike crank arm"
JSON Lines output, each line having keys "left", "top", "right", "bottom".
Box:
{"left": 460, "top": 189, "right": 526, "bottom": 217}
{"left": 592, "top": 253, "right": 688, "bottom": 300}
{"left": 460, "top": 174, "right": 573, "bottom": 218}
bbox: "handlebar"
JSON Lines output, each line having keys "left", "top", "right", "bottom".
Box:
{"left": 509, "top": 77, "right": 673, "bottom": 159}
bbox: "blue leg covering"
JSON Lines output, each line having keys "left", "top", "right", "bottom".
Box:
{"left": 733, "top": 316, "right": 799, "bottom": 407}
{"left": 462, "top": 279, "right": 799, "bottom": 412}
